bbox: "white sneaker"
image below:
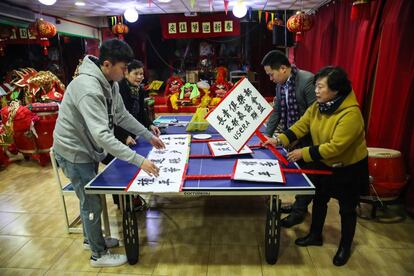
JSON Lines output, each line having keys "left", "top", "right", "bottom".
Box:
{"left": 90, "top": 251, "right": 127, "bottom": 267}
{"left": 83, "top": 237, "right": 120, "bottom": 250}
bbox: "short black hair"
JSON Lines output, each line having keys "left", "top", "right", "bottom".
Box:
{"left": 127, "top": 59, "right": 144, "bottom": 72}
{"left": 261, "top": 50, "right": 291, "bottom": 69}
{"left": 314, "top": 66, "right": 352, "bottom": 96}
{"left": 99, "top": 39, "right": 134, "bottom": 65}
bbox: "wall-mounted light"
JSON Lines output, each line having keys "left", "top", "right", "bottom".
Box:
{"left": 124, "top": 8, "right": 139, "bottom": 23}
{"left": 38, "top": 0, "right": 57, "bottom": 5}
{"left": 232, "top": 1, "right": 247, "bottom": 18}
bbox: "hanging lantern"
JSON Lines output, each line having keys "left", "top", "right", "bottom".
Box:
{"left": 267, "top": 18, "right": 284, "bottom": 31}
{"left": 30, "top": 18, "right": 57, "bottom": 55}
{"left": 351, "top": 0, "right": 370, "bottom": 21}
{"left": 287, "top": 11, "right": 314, "bottom": 43}
{"left": 111, "top": 22, "right": 129, "bottom": 40}
{"left": 28, "top": 21, "right": 39, "bottom": 37}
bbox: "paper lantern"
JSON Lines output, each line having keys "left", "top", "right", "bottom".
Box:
{"left": 111, "top": 22, "right": 129, "bottom": 40}
{"left": 267, "top": 18, "right": 284, "bottom": 31}
{"left": 287, "top": 11, "right": 314, "bottom": 42}
{"left": 30, "top": 19, "right": 57, "bottom": 55}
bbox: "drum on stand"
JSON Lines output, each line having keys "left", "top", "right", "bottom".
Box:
{"left": 358, "top": 147, "right": 408, "bottom": 222}
{"left": 368, "top": 147, "right": 408, "bottom": 200}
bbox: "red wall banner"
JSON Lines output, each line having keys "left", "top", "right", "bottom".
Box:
{"left": 160, "top": 14, "right": 240, "bottom": 39}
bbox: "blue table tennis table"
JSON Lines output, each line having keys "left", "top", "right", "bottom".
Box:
{"left": 85, "top": 116, "right": 315, "bottom": 265}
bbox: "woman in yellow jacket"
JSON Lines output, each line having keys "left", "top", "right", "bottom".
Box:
{"left": 264, "top": 66, "right": 369, "bottom": 266}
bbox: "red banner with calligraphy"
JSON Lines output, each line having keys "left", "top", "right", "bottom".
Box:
{"left": 160, "top": 14, "right": 240, "bottom": 39}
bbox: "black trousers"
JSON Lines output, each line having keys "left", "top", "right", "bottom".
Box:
{"left": 310, "top": 191, "right": 359, "bottom": 248}
{"left": 308, "top": 157, "right": 369, "bottom": 248}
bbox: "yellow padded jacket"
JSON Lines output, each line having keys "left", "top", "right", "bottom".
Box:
{"left": 278, "top": 91, "right": 368, "bottom": 167}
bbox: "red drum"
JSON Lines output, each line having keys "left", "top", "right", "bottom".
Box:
{"left": 34, "top": 112, "right": 58, "bottom": 153}
{"left": 368, "top": 147, "right": 408, "bottom": 199}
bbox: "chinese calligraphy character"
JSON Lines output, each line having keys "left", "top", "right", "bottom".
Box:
{"left": 217, "top": 115, "right": 227, "bottom": 125}
{"left": 251, "top": 111, "right": 258, "bottom": 120}
{"left": 225, "top": 124, "right": 234, "bottom": 133}
{"left": 236, "top": 111, "right": 246, "bottom": 121}
{"left": 229, "top": 101, "right": 238, "bottom": 112}
{"left": 179, "top": 22, "right": 187, "bottom": 33}
{"left": 191, "top": 22, "right": 199, "bottom": 32}
{"left": 258, "top": 171, "right": 274, "bottom": 177}
{"left": 213, "top": 21, "right": 222, "bottom": 33}
{"left": 237, "top": 94, "right": 246, "bottom": 105}
{"left": 158, "top": 179, "right": 173, "bottom": 186}
{"left": 259, "top": 161, "right": 277, "bottom": 167}
{"left": 257, "top": 103, "right": 265, "bottom": 114}
{"left": 224, "top": 20, "right": 233, "bottom": 32}
{"left": 168, "top": 23, "right": 177, "bottom": 34}
{"left": 215, "top": 142, "right": 228, "bottom": 146}
{"left": 151, "top": 158, "right": 166, "bottom": 164}
{"left": 231, "top": 118, "right": 239, "bottom": 127}
{"left": 139, "top": 178, "right": 155, "bottom": 186}
{"left": 222, "top": 109, "right": 232, "bottom": 119}
{"left": 163, "top": 167, "right": 181, "bottom": 173}
{"left": 244, "top": 170, "right": 255, "bottom": 176}
{"left": 243, "top": 88, "right": 252, "bottom": 97}
{"left": 241, "top": 161, "right": 258, "bottom": 166}
{"left": 244, "top": 104, "right": 253, "bottom": 113}
{"left": 202, "top": 22, "right": 211, "bottom": 33}
{"left": 169, "top": 158, "right": 182, "bottom": 164}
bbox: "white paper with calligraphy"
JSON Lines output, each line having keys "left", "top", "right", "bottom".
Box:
{"left": 127, "top": 135, "right": 190, "bottom": 193}
{"left": 208, "top": 141, "right": 252, "bottom": 157}
{"left": 205, "top": 78, "right": 272, "bottom": 152}
{"left": 232, "top": 159, "right": 285, "bottom": 183}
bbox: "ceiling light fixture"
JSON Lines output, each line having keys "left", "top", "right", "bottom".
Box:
{"left": 158, "top": 0, "right": 172, "bottom": 3}
{"left": 38, "top": 0, "right": 57, "bottom": 5}
{"left": 75, "top": 2, "right": 86, "bottom": 6}
{"left": 124, "top": 8, "right": 139, "bottom": 23}
{"left": 232, "top": 1, "right": 247, "bottom": 18}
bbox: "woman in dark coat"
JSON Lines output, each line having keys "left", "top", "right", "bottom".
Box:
{"left": 103, "top": 60, "right": 160, "bottom": 207}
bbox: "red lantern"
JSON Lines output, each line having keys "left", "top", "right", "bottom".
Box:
{"left": 267, "top": 18, "right": 284, "bottom": 31}
{"left": 111, "top": 23, "right": 129, "bottom": 40}
{"left": 30, "top": 19, "right": 57, "bottom": 55}
{"left": 287, "top": 11, "right": 314, "bottom": 43}
{"left": 351, "top": 0, "right": 370, "bottom": 21}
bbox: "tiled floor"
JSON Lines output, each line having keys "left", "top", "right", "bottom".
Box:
{"left": 1, "top": 159, "right": 414, "bottom": 275}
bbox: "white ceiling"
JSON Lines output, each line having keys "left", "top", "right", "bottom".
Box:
{"left": 7, "top": 0, "right": 328, "bottom": 17}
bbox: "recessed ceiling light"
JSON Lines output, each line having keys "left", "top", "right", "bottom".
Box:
{"left": 75, "top": 2, "right": 85, "bottom": 6}
{"left": 38, "top": 0, "right": 56, "bottom": 5}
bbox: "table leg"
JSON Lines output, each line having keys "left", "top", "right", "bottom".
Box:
{"left": 121, "top": 195, "right": 139, "bottom": 265}
{"left": 265, "top": 195, "right": 281, "bottom": 264}
{"left": 100, "top": 194, "right": 111, "bottom": 237}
